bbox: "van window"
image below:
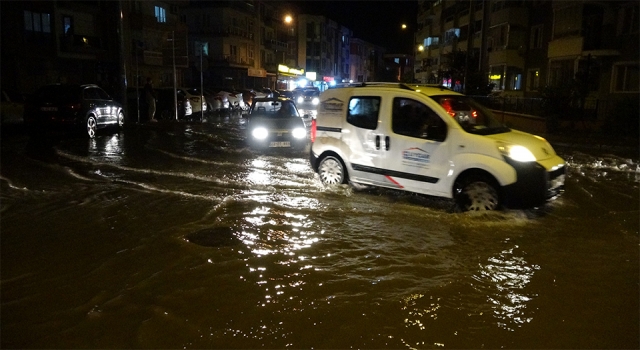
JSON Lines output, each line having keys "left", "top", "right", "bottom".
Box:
{"left": 347, "top": 96, "right": 380, "bottom": 130}
{"left": 392, "top": 98, "right": 447, "bottom": 141}
{"left": 429, "top": 95, "right": 509, "bottom": 135}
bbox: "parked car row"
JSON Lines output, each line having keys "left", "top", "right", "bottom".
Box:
{"left": 6, "top": 83, "right": 321, "bottom": 139}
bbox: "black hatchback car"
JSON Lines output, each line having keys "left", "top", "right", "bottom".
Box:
{"left": 246, "top": 97, "right": 309, "bottom": 151}
{"left": 24, "top": 84, "right": 124, "bottom": 138}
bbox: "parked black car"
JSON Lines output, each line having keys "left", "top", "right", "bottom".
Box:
{"left": 24, "top": 83, "right": 124, "bottom": 138}
{"left": 246, "top": 97, "right": 309, "bottom": 152}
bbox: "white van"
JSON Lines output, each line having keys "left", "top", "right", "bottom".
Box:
{"left": 309, "top": 83, "right": 566, "bottom": 211}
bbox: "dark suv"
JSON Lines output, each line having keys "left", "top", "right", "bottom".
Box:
{"left": 24, "top": 84, "right": 124, "bottom": 138}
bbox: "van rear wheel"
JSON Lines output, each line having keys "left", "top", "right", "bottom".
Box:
{"left": 454, "top": 176, "right": 500, "bottom": 211}
{"left": 318, "top": 155, "right": 347, "bottom": 185}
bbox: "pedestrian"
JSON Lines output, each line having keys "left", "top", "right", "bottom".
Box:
{"left": 144, "top": 77, "right": 157, "bottom": 122}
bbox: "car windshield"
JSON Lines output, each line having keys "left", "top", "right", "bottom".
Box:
{"left": 428, "top": 95, "right": 510, "bottom": 135}
{"left": 252, "top": 100, "right": 299, "bottom": 118}
{"left": 33, "top": 85, "right": 81, "bottom": 103}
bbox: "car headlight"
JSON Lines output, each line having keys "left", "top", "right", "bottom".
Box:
{"left": 292, "top": 127, "right": 306, "bottom": 139}
{"left": 252, "top": 127, "right": 268, "bottom": 140}
{"left": 312, "top": 97, "right": 319, "bottom": 105}
{"left": 498, "top": 143, "right": 536, "bottom": 162}
{"left": 297, "top": 96, "right": 303, "bottom": 104}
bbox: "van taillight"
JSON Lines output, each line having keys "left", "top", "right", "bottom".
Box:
{"left": 311, "top": 119, "right": 317, "bottom": 143}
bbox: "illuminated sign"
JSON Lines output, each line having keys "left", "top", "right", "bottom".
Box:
{"left": 278, "top": 64, "right": 304, "bottom": 75}
{"left": 306, "top": 72, "right": 317, "bottom": 81}
{"left": 489, "top": 74, "right": 502, "bottom": 80}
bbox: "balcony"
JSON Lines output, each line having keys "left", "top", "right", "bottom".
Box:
{"left": 208, "top": 26, "right": 254, "bottom": 40}
{"left": 210, "top": 54, "right": 254, "bottom": 67}
{"left": 143, "top": 50, "right": 163, "bottom": 66}
{"left": 488, "top": 48, "right": 524, "bottom": 69}
{"left": 490, "top": 6, "right": 529, "bottom": 27}
{"left": 265, "top": 39, "right": 287, "bottom": 52}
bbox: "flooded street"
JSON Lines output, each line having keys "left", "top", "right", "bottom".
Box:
{"left": 1, "top": 117, "right": 638, "bottom": 349}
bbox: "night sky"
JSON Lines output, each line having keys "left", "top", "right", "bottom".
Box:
{"left": 292, "top": 0, "right": 418, "bottom": 53}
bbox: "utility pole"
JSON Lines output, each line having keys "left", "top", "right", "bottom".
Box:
{"left": 172, "top": 31, "right": 177, "bottom": 121}
{"left": 200, "top": 42, "right": 204, "bottom": 119}
{"left": 118, "top": 0, "right": 127, "bottom": 119}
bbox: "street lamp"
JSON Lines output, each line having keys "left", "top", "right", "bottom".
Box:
{"left": 276, "top": 14, "right": 293, "bottom": 90}
{"left": 400, "top": 23, "right": 413, "bottom": 82}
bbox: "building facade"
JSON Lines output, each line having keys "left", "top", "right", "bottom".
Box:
{"left": 414, "top": 0, "right": 639, "bottom": 103}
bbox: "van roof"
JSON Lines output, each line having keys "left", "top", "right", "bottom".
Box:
{"left": 326, "top": 82, "right": 460, "bottom": 96}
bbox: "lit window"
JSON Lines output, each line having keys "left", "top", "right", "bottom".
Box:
{"left": 155, "top": 6, "right": 166, "bottom": 23}
{"left": 24, "top": 11, "right": 51, "bottom": 33}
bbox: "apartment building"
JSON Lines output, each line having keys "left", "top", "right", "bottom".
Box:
{"left": 1, "top": 1, "right": 123, "bottom": 96}
{"left": 349, "top": 38, "right": 379, "bottom": 83}
{"left": 0, "top": 0, "right": 190, "bottom": 104}
{"left": 122, "top": 0, "right": 190, "bottom": 90}
{"left": 297, "top": 14, "right": 346, "bottom": 89}
{"left": 414, "top": 0, "right": 639, "bottom": 103}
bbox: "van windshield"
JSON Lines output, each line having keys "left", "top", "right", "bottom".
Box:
{"left": 428, "top": 95, "right": 510, "bottom": 135}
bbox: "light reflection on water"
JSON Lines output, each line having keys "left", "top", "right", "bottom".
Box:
{"left": 1, "top": 124, "right": 638, "bottom": 349}
{"left": 473, "top": 244, "right": 540, "bottom": 331}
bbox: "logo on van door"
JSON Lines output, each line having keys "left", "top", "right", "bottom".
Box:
{"left": 320, "top": 97, "right": 344, "bottom": 111}
{"left": 402, "top": 147, "right": 430, "bottom": 167}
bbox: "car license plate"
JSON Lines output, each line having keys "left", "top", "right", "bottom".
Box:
{"left": 269, "top": 141, "right": 290, "bottom": 148}
{"left": 41, "top": 107, "right": 58, "bottom": 111}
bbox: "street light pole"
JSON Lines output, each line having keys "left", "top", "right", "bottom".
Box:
{"left": 172, "top": 31, "right": 177, "bottom": 121}
{"left": 200, "top": 42, "right": 204, "bottom": 118}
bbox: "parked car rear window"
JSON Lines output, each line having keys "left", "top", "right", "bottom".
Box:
{"left": 33, "top": 85, "right": 81, "bottom": 103}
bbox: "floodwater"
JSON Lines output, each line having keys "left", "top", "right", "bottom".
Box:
{"left": 1, "top": 117, "right": 638, "bottom": 349}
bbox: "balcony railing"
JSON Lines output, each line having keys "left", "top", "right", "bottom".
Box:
{"left": 210, "top": 54, "right": 254, "bottom": 66}
{"left": 208, "top": 26, "right": 254, "bottom": 40}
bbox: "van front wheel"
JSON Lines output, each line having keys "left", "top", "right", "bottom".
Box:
{"left": 454, "top": 176, "right": 500, "bottom": 211}
{"left": 318, "top": 155, "right": 347, "bottom": 185}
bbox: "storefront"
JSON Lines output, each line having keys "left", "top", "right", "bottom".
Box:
{"left": 276, "top": 64, "right": 304, "bottom": 90}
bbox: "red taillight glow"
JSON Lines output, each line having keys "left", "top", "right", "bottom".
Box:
{"left": 440, "top": 99, "right": 455, "bottom": 117}
{"left": 69, "top": 103, "right": 81, "bottom": 110}
{"left": 471, "top": 110, "right": 478, "bottom": 118}
{"left": 311, "top": 119, "right": 317, "bottom": 143}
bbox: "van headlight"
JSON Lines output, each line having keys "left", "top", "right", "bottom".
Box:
{"left": 297, "top": 96, "right": 304, "bottom": 104}
{"left": 252, "top": 127, "right": 268, "bottom": 140}
{"left": 312, "top": 97, "right": 319, "bottom": 105}
{"left": 292, "top": 127, "right": 306, "bottom": 139}
{"left": 498, "top": 144, "right": 536, "bottom": 162}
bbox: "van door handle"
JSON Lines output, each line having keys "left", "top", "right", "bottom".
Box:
{"left": 375, "top": 135, "right": 380, "bottom": 150}
{"left": 385, "top": 136, "right": 390, "bottom": 151}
